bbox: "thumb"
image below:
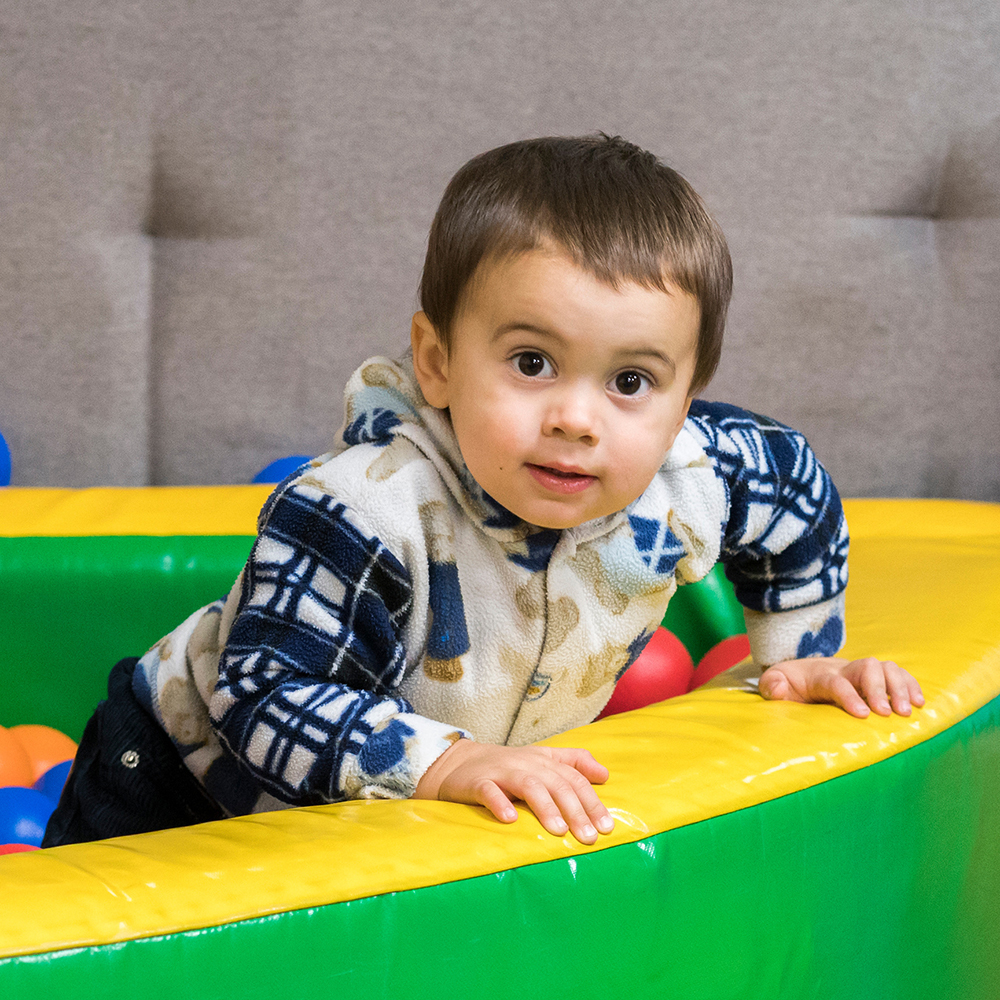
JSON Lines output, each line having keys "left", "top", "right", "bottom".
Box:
{"left": 759, "top": 668, "right": 790, "bottom": 702}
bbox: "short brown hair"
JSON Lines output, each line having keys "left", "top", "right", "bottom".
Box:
{"left": 419, "top": 134, "right": 732, "bottom": 394}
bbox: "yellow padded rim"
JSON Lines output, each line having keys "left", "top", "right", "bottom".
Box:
{"left": 0, "top": 486, "right": 272, "bottom": 537}
{"left": 0, "top": 496, "right": 998, "bottom": 958}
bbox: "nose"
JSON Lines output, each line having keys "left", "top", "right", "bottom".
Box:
{"left": 542, "top": 381, "right": 600, "bottom": 444}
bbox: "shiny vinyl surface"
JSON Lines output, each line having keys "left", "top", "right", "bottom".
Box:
{"left": 0, "top": 492, "right": 998, "bottom": 998}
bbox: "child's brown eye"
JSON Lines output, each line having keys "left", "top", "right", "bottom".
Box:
{"left": 516, "top": 352, "right": 549, "bottom": 377}
{"left": 614, "top": 371, "right": 648, "bottom": 396}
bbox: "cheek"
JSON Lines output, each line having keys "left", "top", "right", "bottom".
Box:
{"left": 452, "top": 392, "right": 527, "bottom": 472}
{"left": 470, "top": 415, "right": 523, "bottom": 472}
{"left": 612, "top": 414, "right": 680, "bottom": 480}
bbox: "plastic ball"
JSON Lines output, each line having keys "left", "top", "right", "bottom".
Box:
{"left": 689, "top": 633, "right": 752, "bottom": 691}
{"left": 34, "top": 759, "right": 73, "bottom": 803}
{"left": 8, "top": 724, "right": 77, "bottom": 784}
{"left": 0, "top": 786, "right": 56, "bottom": 847}
{"left": 0, "top": 726, "right": 33, "bottom": 788}
{"left": 252, "top": 455, "right": 312, "bottom": 484}
{"left": 597, "top": 628, "right": 695, "bottom": 718}
{"left": 0, "top": 427, "right": 10, "bottom": 486}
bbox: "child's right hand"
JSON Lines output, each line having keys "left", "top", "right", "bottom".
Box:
{"left": 414, "top": 740, "right": 614, "bottom": 845}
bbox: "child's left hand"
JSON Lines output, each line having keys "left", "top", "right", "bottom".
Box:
{"left": 758, "top": 656, "right": 925, "bottom": 719}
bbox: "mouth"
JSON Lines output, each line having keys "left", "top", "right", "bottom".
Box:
{"left": 526, "top": 463, "right": 597, "bottom": 495}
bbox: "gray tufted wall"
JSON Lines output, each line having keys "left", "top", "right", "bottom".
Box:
{"left": 2, "top": 1, "right": 998, "bottom": 499}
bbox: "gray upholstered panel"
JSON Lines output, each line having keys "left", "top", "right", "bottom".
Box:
{"left": 1, "top": 0, "right": 997, "bottom": 498}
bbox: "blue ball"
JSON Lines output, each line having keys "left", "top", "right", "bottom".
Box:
{"left": 0, "top": 428, "right": 10, "bottom": 486}
{"left": 33, "top": 759, "right": 73, "bottom": 803}
{"left": 251, "top": 455, "right": 312, "bottom": 484}
{"left": 0, "top": 786, "right": 55, "bottom": 847}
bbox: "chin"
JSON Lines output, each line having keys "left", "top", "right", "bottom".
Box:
{"left": 519, "top": 505, "right": 598, "bottom": 531}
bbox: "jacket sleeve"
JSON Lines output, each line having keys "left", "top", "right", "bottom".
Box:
{"left": 685, "top": 401, "right": 850, "bottom": 665}
{"left": 209, "top": 481, "right": 468, "bottom": 805}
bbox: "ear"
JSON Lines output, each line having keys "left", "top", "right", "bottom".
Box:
{"left": 410, "top": 311, "right": 450, "bottom": 409}
{"left": 665, "top": 395, "right": 694, "bottom": 451}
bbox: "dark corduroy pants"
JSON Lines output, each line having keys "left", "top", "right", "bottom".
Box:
{"left": 42, "top": 658, "right": 226, "bottom": 847}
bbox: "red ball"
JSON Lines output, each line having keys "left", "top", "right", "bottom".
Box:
{"left": 689, "top": 633, "right": 752, "bottom": 691}
{"left": 597, "top": 628, "right": 694, "bottom": 718}
{"left": 0, "top": 843, "right": 39, "bottom": 855}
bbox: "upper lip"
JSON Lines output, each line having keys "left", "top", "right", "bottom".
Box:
{"left": 528, "top": 462, "right": 595, "bottom": 478}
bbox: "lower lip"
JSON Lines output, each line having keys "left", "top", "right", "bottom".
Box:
{"left": 526, "top": 464, "right": 597, "bottom": 494}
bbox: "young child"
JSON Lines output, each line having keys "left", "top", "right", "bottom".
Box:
{"left": 44, "top": 134, "right": 923, "bottom": 849}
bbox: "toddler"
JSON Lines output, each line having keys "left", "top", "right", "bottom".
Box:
{"left": 45, "top": 135, "right": 923, "bottom": 848}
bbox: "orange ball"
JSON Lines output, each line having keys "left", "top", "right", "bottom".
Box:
{"left": 0, "top": 726, "right": 33, "bottom": 788}
{"left": 8, "top": 725, "right": 78, "bottom": 785}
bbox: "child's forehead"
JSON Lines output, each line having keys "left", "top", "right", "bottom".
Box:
{"left": 468, "top": 239, "right": 686, "bottom": 315}
{"left": 471, "top": 238, "right": 669, "bottom": 298}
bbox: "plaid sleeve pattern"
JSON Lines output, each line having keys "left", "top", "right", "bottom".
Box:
{"left": 209, "top": 483, "right": 463, "bottom": 804}
{"left": 685, "top": 401, "right": 849, "bottom": 614}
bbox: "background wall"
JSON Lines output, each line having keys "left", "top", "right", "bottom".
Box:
{"left": 1, "top": 0, "right": 998, "bottom": 499}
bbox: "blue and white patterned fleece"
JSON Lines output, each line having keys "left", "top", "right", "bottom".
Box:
{"left": 133, "top": 358, "right": 848, "bottom": 817}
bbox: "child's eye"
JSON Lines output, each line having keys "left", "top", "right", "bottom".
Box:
{"left": 610, "top": 370, "right": 651, "bottom": 397}
{"left": 514, "top": 352, "right": 553, "bottom": 378}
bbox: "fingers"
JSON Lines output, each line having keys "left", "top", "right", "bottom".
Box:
{"left": 761, "top": 656, "right": 925, "bottom": 720}
{"left": 822, "top": 671, "right": 874, "bottom": 718}
{"left": 850, "top": 657, "right": 892, "bottom": 716}
{"left": 545, "top": 746, "right": 610, "bottom": 785}
{"left": 475, "top": 780, "right": 519, "bottom": 825}
{"left": 877, "top": 660, "right": 910, "bottom": 716}
{"left": 430, "top": 742, "right": 614, "bottom": 845}
{"left": 514, "top": 766, "right": 612, "bottom": 844}
{"left": 542, "top": 748, "right": 614, "bottom": 838}
{"left": 545, "top": 754, "right": 615, "bottom": 836}
{"left": 508, "top": 749, "right": 613, "bottom": 844}
{"left": 886, "top": 661, "right": 925, "bottom": 713}
{"left": 849, "top": 657, "right": 927, "bottom": 717}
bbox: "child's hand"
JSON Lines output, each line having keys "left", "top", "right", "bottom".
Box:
{"left": 414, "top": 740, "right": 614, "bottom": 845}
{"left": 759, "top": 656, "right": 925, "bottom": 719}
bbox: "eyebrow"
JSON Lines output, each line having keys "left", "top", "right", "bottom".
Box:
{"left": 618, "top": 347, "right": 677, "bottom": 377}
{"left": 492, "top": 322, "right": 677, "bottom": 376}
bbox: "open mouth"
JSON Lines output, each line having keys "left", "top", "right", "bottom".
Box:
{"left": 526, "top": 463, "right": 596, "bottom": 494}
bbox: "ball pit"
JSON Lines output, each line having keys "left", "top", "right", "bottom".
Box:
{"left": 0, "top": 723, "right": 76, "bottom": 852}
{"left": 0, "top": 488, "right": 998, "bottom": 1000}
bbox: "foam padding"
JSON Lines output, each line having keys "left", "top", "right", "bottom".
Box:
{"left": 1, "top": 491, "right": 998, "bottom": 999}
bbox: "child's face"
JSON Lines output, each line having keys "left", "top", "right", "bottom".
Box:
{"left": 412, "top": 245, "right": 700, "bottom": 529}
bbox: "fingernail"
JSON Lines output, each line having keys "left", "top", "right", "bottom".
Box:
{"left": 596, "top": 815, "right": 614, "bottom": 834}
{"left": 581, "top": 824, "right": 597, "bottom": 840}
